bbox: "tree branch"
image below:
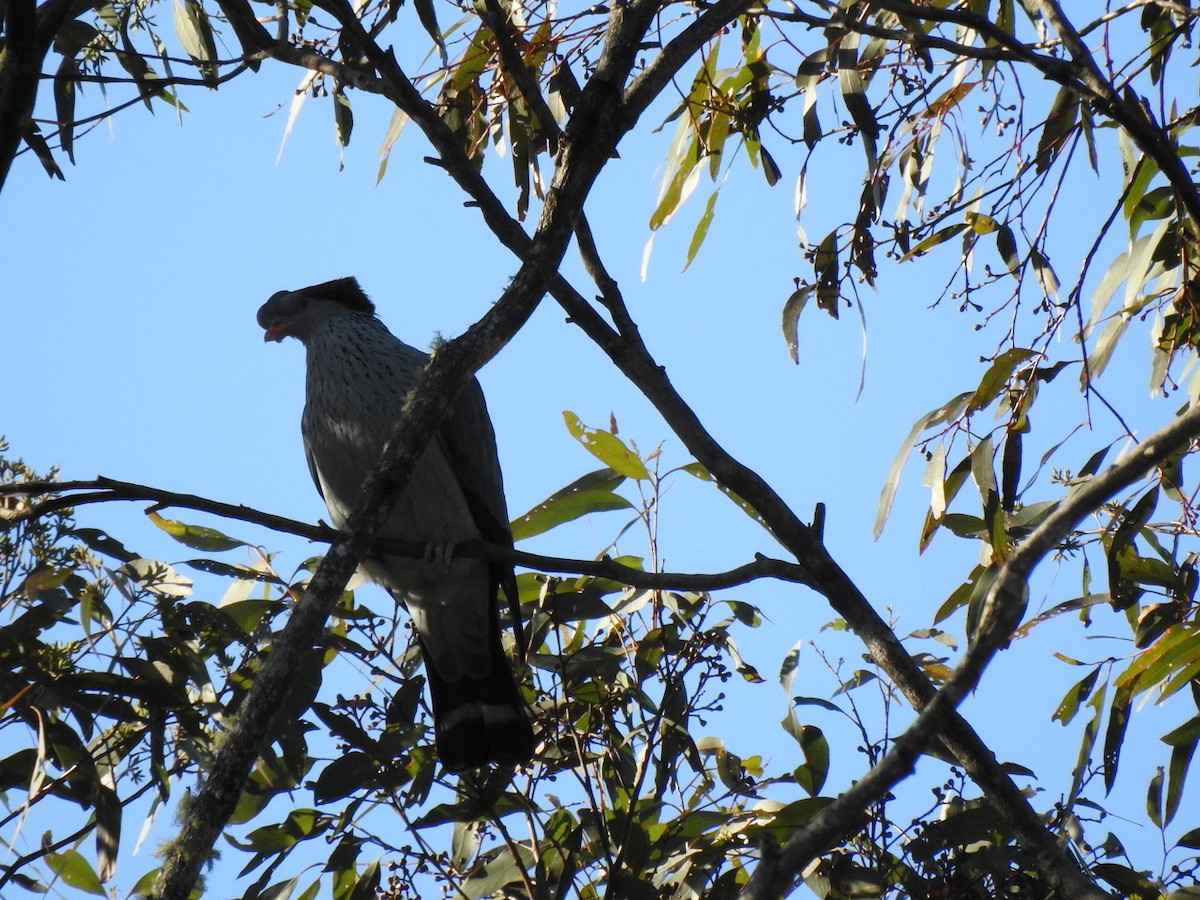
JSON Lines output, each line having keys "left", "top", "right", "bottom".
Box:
{"left": 168, "top": 1, "right": 1143, "bottom": 894}
{"left": 544, "top": 249, "right": 1107, "bottom": 899}
{"left": 743, "top": 401, "right": 1200, "bottom": 900}
{"left": 0, "top": 477, "right": 815, "bottom": 592}
{"left": 149, "top": 4, "right": 677, "bottom": 897}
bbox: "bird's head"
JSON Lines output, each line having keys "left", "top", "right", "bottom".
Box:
{"left": 257, "top": 277, "right": 377, "bottom": 343}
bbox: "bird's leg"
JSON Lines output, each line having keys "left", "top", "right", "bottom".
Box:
{"left": 424, "top": 541, "right": 455, "bottom": 572}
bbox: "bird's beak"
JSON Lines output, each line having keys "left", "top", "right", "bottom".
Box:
{"left": 263, "top": 323, "right": 289, "bottom": 342}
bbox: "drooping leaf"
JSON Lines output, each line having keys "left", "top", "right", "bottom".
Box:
{"left": 1106, "top": 487, "right": 1159, "bottom": 610}
{"left": 781, "top": 284, "right": 815, "bottom": 364}
{"left": 334, "top": 85, "right": 353, "bottom": 149}
{"left": 95, "top": 784, "right": 121, "bottom": 882}
{"left": 995, "top": 224, "right": 1020, "bottom": 275}
{"left": 837, "top": 35, "right": 878, "bottom": 169}
{"left": 813, "top": 230, "right": 840, "bottom": 317}
{"left": 966, "top": 348, "right": 1035, "bottom": 415}
{"left": 1035, "top": 85, "right": 1079, "bottom": 173}
{"left": 53, "top": 57, "right": 78, "bottom": 165}
{"left": 172, "top": 0, "right": 218, "bottom": 85}
{"left": 876, "top": 392, "right": 972, "bottom": 538}
{"left": 683, "top": 191, "right": 720, "bottom": 271}
{"left": 415, "top": 0, "right": 448, "bottom": 66}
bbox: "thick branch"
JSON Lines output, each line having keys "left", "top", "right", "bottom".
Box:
{"left": 149, "top": 4, "right": 672, "bottom": 898}
{"left": 743, "top": 403, "right": 1200, "bottom": 900}
{"left": 547, "top": 255, "right": 1105, "bottom": 899}
{"left": 160, "top": 0, "right": 1136, "bottom": 894}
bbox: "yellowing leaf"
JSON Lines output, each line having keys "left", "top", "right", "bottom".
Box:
{"left": 562, "top": 412, "right": 649, "bottom": 480}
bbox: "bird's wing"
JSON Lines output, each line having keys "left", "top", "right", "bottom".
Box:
{"left": 437, "top": 378, "right": 524, "bottom": 653}
{"left": 301, "top": 419, "right": 327, "bottom": 502}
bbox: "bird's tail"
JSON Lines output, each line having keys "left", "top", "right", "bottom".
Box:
{"left": 423, "top": 629, "right": 536, "bottom": 772}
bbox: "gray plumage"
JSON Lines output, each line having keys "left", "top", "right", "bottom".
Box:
{"left": 258, "top": 277, "right": 534, "bottom": 771}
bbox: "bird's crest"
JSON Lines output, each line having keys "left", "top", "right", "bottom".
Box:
{"left": 309, "top": 277, "right": 376, "bottom": 315}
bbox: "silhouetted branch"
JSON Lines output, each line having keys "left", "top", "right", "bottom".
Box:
{"left": 0, "top": 477, "right": 814, "bottom": 592}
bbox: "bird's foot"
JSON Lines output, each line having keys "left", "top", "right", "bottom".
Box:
{"left": 424, "top": 541, "right": 455, "bottom": 571}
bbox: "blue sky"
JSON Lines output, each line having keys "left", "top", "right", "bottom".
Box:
{"left": 3, "top": 27, "right": 1196, "bottom": 893}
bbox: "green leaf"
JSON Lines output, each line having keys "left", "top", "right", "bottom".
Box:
{"left": 146, "top": 510, "right": 243, "bottom": 552}
{"left": 1053, "top": 667, "right": 1099, "bottom": 725}
{"left": 53, "top": 57, "right": 78, "bottom": 165}
{"left": 683, "top": 190, "right": 719, "bottom": 271}
{"left": 1107, "top": 487, "right": 1159, "bottom": 610}
{"left": 1164, "top": 729, "right": 1196, "bottom": 826}
{"left": 759, "top": 145, "right": 781, "bottom": 186}
{"left": 837, "top": 35, "right": 878, "bottom": 169}
{"left": 1030, "top": 246, "right": 1060, "bottom": 296}
{"left": 511, "top": 468, "right": 632, "bottom": 541}
{"left": 789, "top": 724, "right": 828, "bottom": 796}
{"left": 967, "top": 348, "right": 1035, "bottom": 415}
{"left": 562, "top": 413, "right": 649, "bottom": 481}
{"left": 649, "top": 138, "right": 701, "bottom": 231}
{"left": 876, "top": 392, "right": 972, "bottom": 538}
{"left": 778, "top": 643, "right": 802, "bottom": 701}
{"left": 1035, "top": 85, "right": 1079, "bottom": 173}
{"left": 376, "top": 107, "right": 409, "bottom": 185}
{"left": 334, "top": 86, "right": 353, "bottom": 148}
{"left": 781, "top": 284, "right": 815, "bottom": 364}
{"left": 95, "top": 785, "right": 121, "bottom": 882}
{"left": 172, "top": 0, "right": 218, "bottom": 84}
{"left": 1104, "top": 686, "right": 1133, "bottom": 792}
{"left": 1147, "top": 766, "right": 1165, "bottom": 829}
{"left": 45, "top": 849, "right": 105, "bottom": 896}
{"left": 813, "top": 230, "right": 840, "bottom": 317}
{"left": 416, "top": 0, "right": 448, "bottom": 66}
{"left": 899, "top": 222, "right": 968, "bottom": 261}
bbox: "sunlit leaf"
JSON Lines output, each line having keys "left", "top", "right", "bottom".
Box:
{"left": 45, "top": 849, "right": 105, "bottom": 896}
{"left": 683, "top": 191, "right": 719, "bottom": 271}
{"left": 876, "top": 392, "right": 972, "bottom": 538}
{"left": 967, "top": 348, "right": 1035, "bottom": 415}
{"left": 117, "top": 559, "right": 193, "bottom": 598}
{"left": 900, "top": 222, "right": 968, "bottom": 261}
{"left": 146, "top": 510, "right": 243, "bottom": 552}
{"left": 562, "top": 413, "right": 649, "bottom": 481}
{"left": 511, "top": 468, "right": 631, "bottom": 541}
{"left": 172, "top": 0, "right": 218, "bottom": 84}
